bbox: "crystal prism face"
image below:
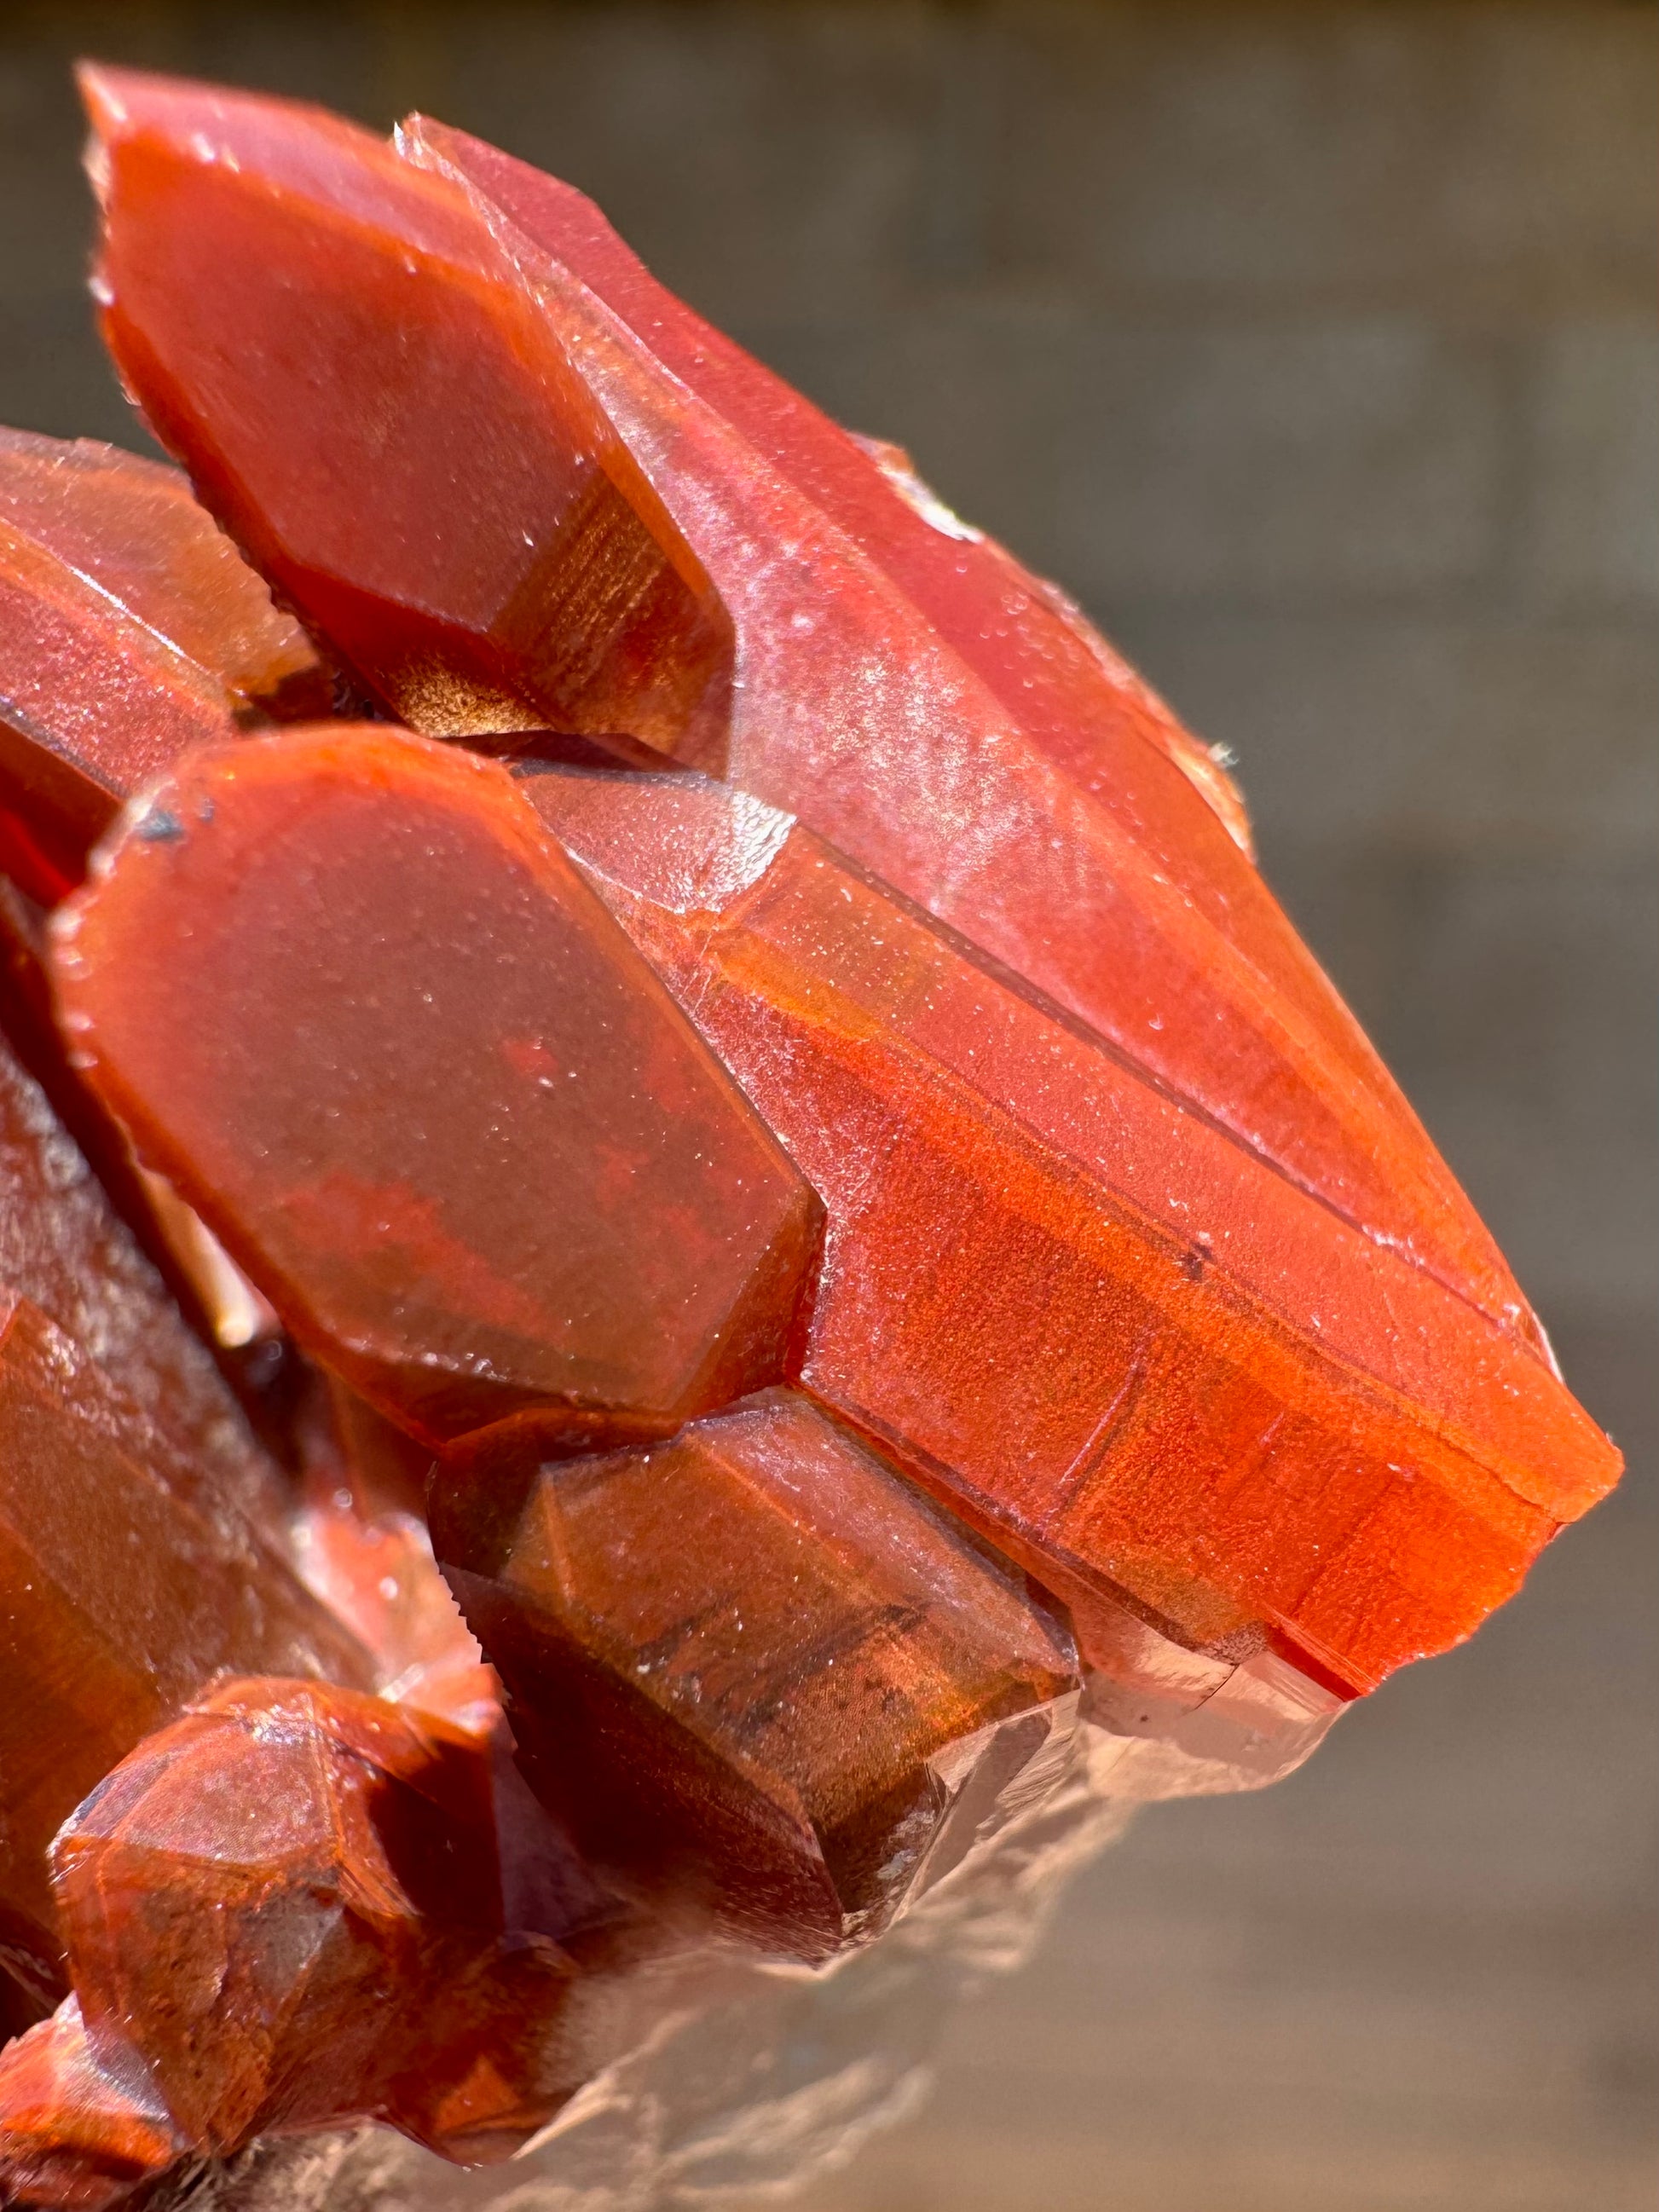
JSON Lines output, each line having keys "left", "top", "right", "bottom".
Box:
{"left": 0, "top": 2000, "right": 182, "bottom": 2212}
{"left": 80, "top": 72, "right": 732, "bottom": 764}
{"left": 432, "top": 1388, "right": 1079, "bottom": 1956}
{"left": 0, "top": 1293, "right": 367, "bottom": 1990}
{"left": 523, "top": 765, "right": 1610, "bottom": 1695}
{"left": 0, "top": 54, "right": 1624, "bottom": 2212}
{"left": 52, "top": 725, "right": 823, "bottom": 1453}
{"left": 0, "top": 1010, "right": 287, "bottom": 1535}
{"left": 0, "top": 428, "right": 327, "bottom": 903}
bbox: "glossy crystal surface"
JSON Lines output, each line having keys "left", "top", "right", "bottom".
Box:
{"left": 523, "top": 765, "right": 1612, "bottom": 1695}
{"left": 83, "top": 72, "right": 731, "bottom": 765}
{"left": 0, "top": 1024, "right": 367, "bottom": 2022}
{"left": 80, "top": 64, "right": 1552, "bottom": 1348}
{"left": 432, "top": 1388, "right": 1078, "bottom": 1955}
{"left": 0, "top": 55, "right": 1625, "bottom": 2212}
{"left": 53, "top": 725, "right": 821, "bottom": 1453}
{"left": 53, "top": 1678, "right": 578, "bottom": 2163}
{"left": 401, "top": 117, "right": 1535, "bottom": 1349}
{"left": 0, "top": 427, "right": 327, "bottom": 902}
{"left": 0, "top": 2000, "right": 182, "bottom": 2211}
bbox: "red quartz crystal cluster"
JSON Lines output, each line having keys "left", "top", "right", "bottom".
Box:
{"left": 0, "top": 62, "right": 1620, "bottom": 2209}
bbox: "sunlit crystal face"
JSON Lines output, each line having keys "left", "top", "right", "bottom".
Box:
{"left": 0, "top": 56, "right": 1620, "bottom": 2212}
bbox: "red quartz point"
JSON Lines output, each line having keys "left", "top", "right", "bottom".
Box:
{"left": 72, "top": 63, "right": 1544, "bottom": 1343}
{"left": 401, "top": 120, "right": 1550, "bottom": 1357}
{"left": 50, "top": 725, "right": 822, "bottom": 1452}
{"left": 0, "top": 1015, "right": 367, "bottom": 2017}
{"left": 0, "top": 428, "right": 327, "bottom": 902}
{"left": 80, "top": 66, "right": 731, "bottom": 765}
{"left": 0, "top": 2001, "right": 182, "bottom": 2211}
{"left": 0, "top": 61, "right": 1614, "bottom": 2203}
{"left": 402, "top": 123, "right": 1253, "bottom": 846}
{"left": 524, "top": 768, "right": 1621, "bottom": 1695}
{"left": 0, "top": 1291, "right": 369, "bottom": 2017}
{"left": 52, "top": 1678, "right": 580, "bottom": 2163}
{"left": 431, "top": 1389, "right": 1079, "bottom": 1958}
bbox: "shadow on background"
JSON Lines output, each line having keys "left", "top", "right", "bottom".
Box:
{"left": 0, "top": 5, "right": 1652, "bottom": 2206}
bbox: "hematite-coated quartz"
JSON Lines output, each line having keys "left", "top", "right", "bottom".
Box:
{"left": 520, "top": 765, "right": 1611, "bottom": 1697}
{"left": 431, "top": 1388, "right": 1079, "bottom": 1957}
{"left": 52, "top": 725, "right": 822, "bottom": 1455}
{"left": 0, "top": 428, "right": 327, "bottom": 904}
{"left": 0, "top": 1019, "right": 367, "bottom": 2028}
{"left": 79, "top": 63, "right": 1551, "bottom": 1351}
{"left": 0, "top": 55, "right": 1624, "bottom": 2212}
{"left": 52, "top": 1679, "right": 580, "bottom": 2164}
{"left": 0, "top": 1292, "right": 369, "bottom": 2009}
{"left": 80, "top": 70, "right": 731, "bottom": 766}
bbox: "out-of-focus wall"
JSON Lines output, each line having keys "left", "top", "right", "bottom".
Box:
{"left": 0, "top": 7, "right": 1652, "bottom": 2209}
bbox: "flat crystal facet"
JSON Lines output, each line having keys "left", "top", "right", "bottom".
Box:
{"left": 523, "top": 766, "right": 1614, "bottom": 1695}
{"left": 0, "top": 1016, "right": 289, "bottom": 1534}
{"left": 52, "top": 1679, "right": 579, "bottom": 2164}
{"left": 397, "top": 128, "right": 1256, "bottom": 851}
{"left": 0, "top": 1999, "right": 183, "bottom": 2212}
{"left": 0, "top": 861, "right": 288, "bottom": 1444}
{"left": 0, "top": 427, "right": 327, "bottom": 902}
{"left": 80, "top": 69, "right": 731, "bottom": 765}
{"left": 51, "top": 725, "right": 823, "bottom": 1453}
{"left": 400, "top": 120, "right": 1540, "bottom": 1354}
{"left": 431, "top": 1389, "right": 1078, "bottom": 1957}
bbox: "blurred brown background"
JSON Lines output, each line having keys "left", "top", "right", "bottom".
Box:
{"left": 0, "top": 4, "right": 1653, "bottom": 2208}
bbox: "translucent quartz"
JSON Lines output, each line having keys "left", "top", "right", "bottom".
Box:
{"left": 0, "top": 871, "right": 286, "bottom": 1424}
{"left": 7, "top": 1742, "right": 1135, "bottom": 2212}
{"left": 431, "top": 1387, "right": 1079, "bottom": 1958}
{"left": 402, "top": 118, "right": 1552, "bottom": 1354}
{"left": 307, "top": 1377, "right": 436, "bottom": 1521}
{"left": 1079, "top": 1643, "right": 1344, "bottom": 1799}
{"left": 0, "top": 427, "right": 326, "bottom": 901}
{"left": 0, "top": 1011, "right": 288, "bottom": 1532}
{"left": 294, "top": 1486, "right": 495, "bottom": 1733}
{"left": 522, "top": 765, "right": 1620, "bottom": 1695}
{"left": 292, "top": 1377, "right": 498, "bottom": 1737}
{"left": 395, "top": 126, "right": 1253, "bottom": 856}
{"left": 0, "top": 61, "right": 1610, "bottom": 2212}
{"left": 0, "top": 1999, "right": 182, "bottom": 2212}
{"left": 51, "top": 726, "right": 823, "bottom": 1453}
{"left": 78, "top": 63, "right": 1551, "bottom": 1349}
{"left": 79, "top": 71, "right": 731, "bottom": 765}
{"left": 52, "top": 1679, "right": 579, "bottom": 2163}
{"left": 0, "top": 1296, "right": 368, "bottom": 2014}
